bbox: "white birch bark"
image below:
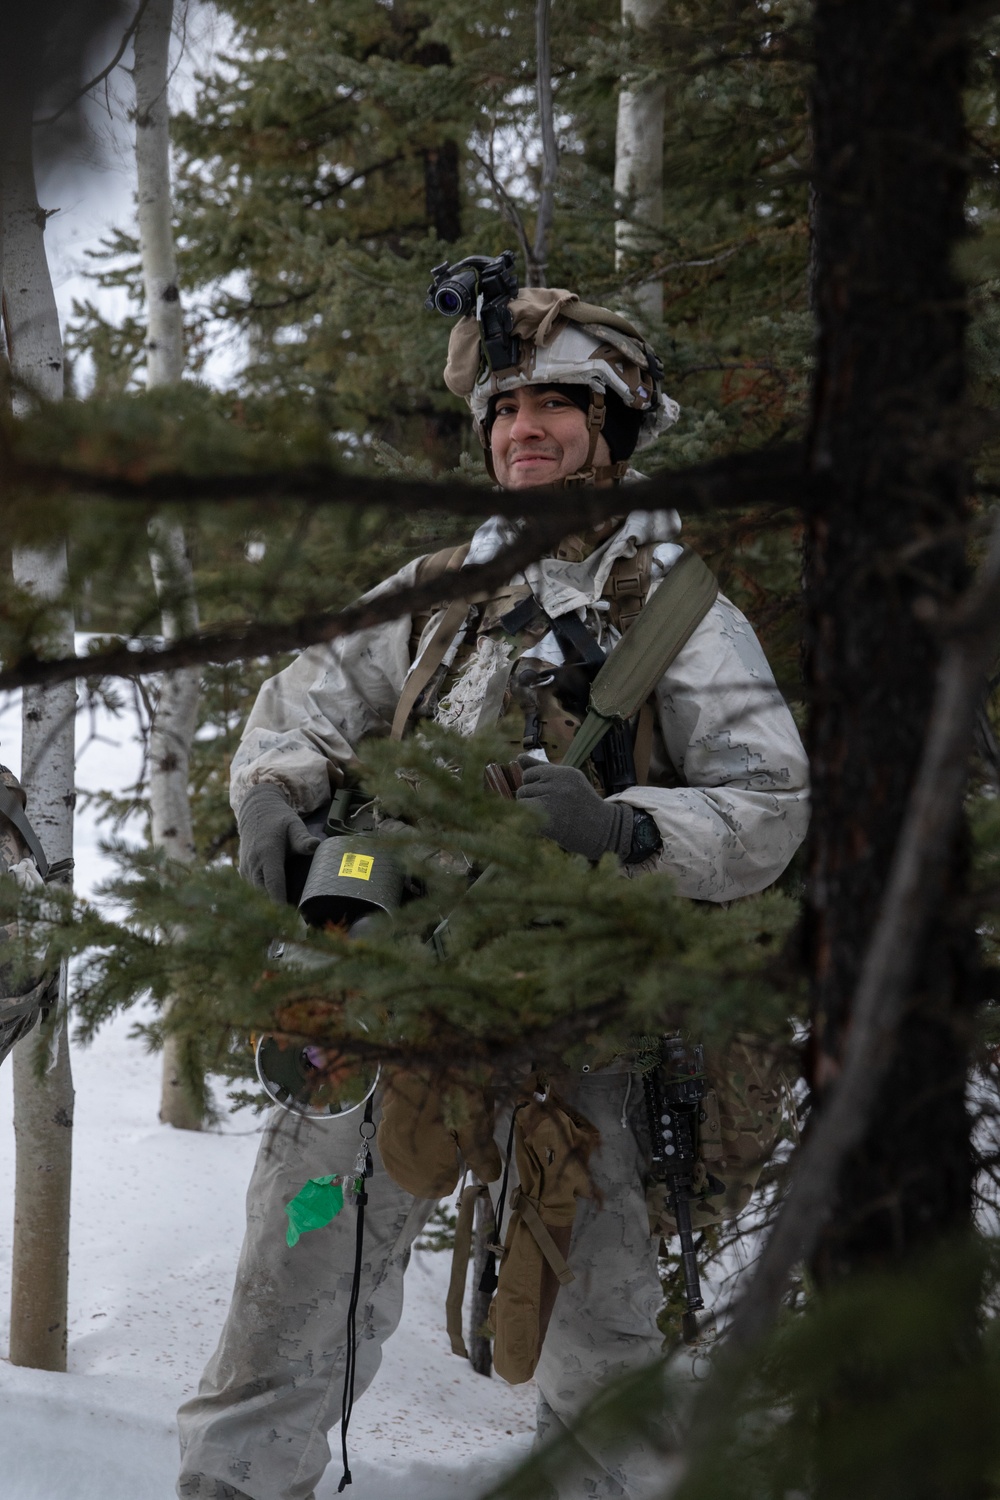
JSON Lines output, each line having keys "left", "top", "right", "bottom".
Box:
{"left": 2, "top": 111, "right": 76, "bottom": 1373}
{"left": 134, "top": 0, "right": 203, "bottom": 1129}
{"left": 614, "top": 0, "right": 667, "bottom": 323}
{"left": 147, "top": 524, "right": 203, "bottom": 1129}
{"left": 134, "top": 0, "right": 183, "bottom": 386}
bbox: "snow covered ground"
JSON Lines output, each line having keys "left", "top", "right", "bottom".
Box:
{"left": 0, "top": 1014, "right": 537, "bottom": 1500}
{"left": 0, "top": 691, "right": 537, "bottom": 1500}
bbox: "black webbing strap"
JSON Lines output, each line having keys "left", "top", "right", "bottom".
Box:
{"left": 478, "top": 1101, "right": 526, "bottom": 1297}
{"left": 338, "top": 1095, "right": 375, "bottom": 1492}
{"left": 547, "top": 609, "right": 605, "bottom": 668}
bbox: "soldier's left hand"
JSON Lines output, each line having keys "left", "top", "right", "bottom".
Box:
{"left": 515, "top": 759, "right": 634, "bottom": 862}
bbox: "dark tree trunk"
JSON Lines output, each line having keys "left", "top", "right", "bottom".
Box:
{"left": 805, "top": 0, "right": 975, "bottom": 1277}
{"left": 423, "top": 139, "right": 461, "bottom": 243}
{"left": 469, "top": 1187, "right": 494, "bottom": 1378}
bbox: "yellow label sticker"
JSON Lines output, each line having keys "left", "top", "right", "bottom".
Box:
{"left": 338, "top": 852, "right": 374, "bottom": 881}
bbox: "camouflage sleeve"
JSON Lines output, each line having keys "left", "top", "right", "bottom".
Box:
{"left": 611, "top": 593, "right": 809, "bottom": 901}
{"left": 230, "top": 558, "right": 425, "bottom": 814}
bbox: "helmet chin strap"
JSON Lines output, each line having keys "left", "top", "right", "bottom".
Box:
{"left": 482, "top": 389, "right": 630, "bottom": 489}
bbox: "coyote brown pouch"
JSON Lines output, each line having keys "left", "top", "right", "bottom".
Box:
{"left": 490, "top": 1094, "right": 599, "bottom": 1385}
{"left": 483, "top": 760, "right": 524, "bottom": 800}
{"left": 377, "top": 1070, "right": 502, "bottom": 1197}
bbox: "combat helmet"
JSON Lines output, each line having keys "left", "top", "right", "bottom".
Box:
{"left": 431, "top": 255, "right": 679, "bottom": 486}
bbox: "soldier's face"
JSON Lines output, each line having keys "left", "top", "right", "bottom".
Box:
{"left": 490, "top": 386, "right": 612, "bottom": 489}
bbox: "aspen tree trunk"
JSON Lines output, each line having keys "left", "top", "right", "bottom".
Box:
{"left": 134, "top": 0, "right": 203, "bottom": 1129}
{"left": 2, "top": 110, "right": 76, "bottom": 1373}
{"left": 614, "top": 0, "right": 666, "bottom": 323}
{"left": 135, "top": 0, "right": 183, "bottom": 388}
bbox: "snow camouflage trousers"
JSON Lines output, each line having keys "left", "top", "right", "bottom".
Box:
{"left": 177, "top": 1069, "right": 691, "bottom": 1500}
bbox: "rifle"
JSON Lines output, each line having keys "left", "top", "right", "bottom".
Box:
{"left": 641, "top": 1037, "right": 713, "bottom": 1343}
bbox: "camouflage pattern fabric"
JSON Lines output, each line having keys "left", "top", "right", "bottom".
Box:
{"left": 193, "top": 511, "right": 810, "bottom": 1499}
{"left": 0, "top": 764, "right": 52, "bottom": 1068}
{"left": 178, "top": 1071, "right": 688, "bottom": 1500}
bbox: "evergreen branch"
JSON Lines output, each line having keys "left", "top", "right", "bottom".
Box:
{"left": 10, "top": 440, "right": 805, "bottom": 518}
{"left": 0, "top": 446, "right": 807, "bottom": 690}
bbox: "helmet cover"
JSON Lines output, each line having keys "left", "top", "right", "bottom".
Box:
{"left": 443, "top": 287, "right": 679, "bottom": 457}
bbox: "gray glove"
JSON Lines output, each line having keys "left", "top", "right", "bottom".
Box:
{"left": 515, "top": 759, "right": 634, "bottom": 862}
{"left": 237, "top": 783, "right": 320, "bottom": 903}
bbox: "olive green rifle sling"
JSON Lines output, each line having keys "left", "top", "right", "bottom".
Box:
{"left": 560, "top": 546, "right": 718, "bottom": 770}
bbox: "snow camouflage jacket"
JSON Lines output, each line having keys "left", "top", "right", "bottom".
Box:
{"left": 231, "top": 510, "right": 809, "bottom": 1231}
{"left": 0, "top": 765, "right": 52, "bottom": 1068}
{"left": 232, "top": 507, "right": 809, "bottom": 902}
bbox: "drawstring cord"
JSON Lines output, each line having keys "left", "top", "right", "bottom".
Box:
{"left": 621, "top": 1071, "right": 633, "bottom": 1130}
{"left": 338, "top": 1095, "right": 375, "bottom": 1492}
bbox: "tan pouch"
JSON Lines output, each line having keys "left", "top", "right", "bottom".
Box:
{"left": 377, "top": 1070, "right": 502, "bottom": 1197}
{"left": 490, "top": 1095, "right": 599, "bottom": 1384}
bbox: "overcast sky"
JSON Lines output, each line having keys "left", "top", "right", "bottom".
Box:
{"left": 38, "top": 0, "right": 239, "bottom": 390}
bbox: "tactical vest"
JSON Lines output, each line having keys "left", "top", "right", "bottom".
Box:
{"left": 398, "top": 538, "right": 668, "bottom": 787}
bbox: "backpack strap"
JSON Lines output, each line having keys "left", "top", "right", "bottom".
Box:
{"left": 391, "top": 544, "right": 472, "bottom": 742}
{"left": 445, "top": 1181, "right": 483, "bottom": 1359}
{"left": 563, "top": 548, "right": 719, "bottom": 772}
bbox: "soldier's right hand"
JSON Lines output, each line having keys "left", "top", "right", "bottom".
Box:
{"left": 236, "top": 783, "right": 320, "bottom": 904}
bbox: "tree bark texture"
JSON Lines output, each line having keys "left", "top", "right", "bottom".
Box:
{"left": 469, "top": 1186, "right": 495, "bottom": 1378}
{"left": 134, "top": 0, "right": 203, "bottom": 1129}
{"left": 805, "top": 0, "right": 973, "bottom": 1278}
{"left": 3, "top": 107, "right": 75, "bottom": 1372}
{"left": 134, "top": 0, "right": 183, "bottom": 387}
{"left": 148, "top": 521, "right": 203, "bottom": 1130}
{"left": 530, "top": 0, "right": 558, "bottom": 289}
{"left": 423, "top": 140, "right": 461, "bottom": 243}
{"left": 614, "top": 0, "right": 666, "bottom": 324}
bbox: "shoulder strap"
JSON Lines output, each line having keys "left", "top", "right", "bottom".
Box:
{"left": 391, "top": 543, "right": 472, "bottom": 742}
{"left": 603, "top": 542, "right": 654, "bottom": 634}
{"left": 413, "top": 542, "right": 471, "bottom": 589}
{"left": 563, "top": 548, "right": 718, "bottom": 772}
{"left": 445, "top": 1182, "right": 483, "bottom": 1359}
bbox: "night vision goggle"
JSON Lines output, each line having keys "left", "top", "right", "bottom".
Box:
{"left": 425, "top": 249, "right": 521, "bottom": 373}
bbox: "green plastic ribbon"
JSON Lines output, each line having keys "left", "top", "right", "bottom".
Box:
{"left": 285, "top": 1176, "right": 345, "bottom": 1247}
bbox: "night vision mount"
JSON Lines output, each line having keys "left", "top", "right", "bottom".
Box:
{"left": 425, "top": 249, "right": 521, "bottom": 373}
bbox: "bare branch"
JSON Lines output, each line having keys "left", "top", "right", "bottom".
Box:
{"left": 35, "top": 0, "right": 153, "bottom": 128}
{"left": 471, "top": 145, "right": 534, "bottom": 273}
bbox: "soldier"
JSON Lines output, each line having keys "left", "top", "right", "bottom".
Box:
{"left": 177, "top": 276, "right": 809, "bottom": 1500}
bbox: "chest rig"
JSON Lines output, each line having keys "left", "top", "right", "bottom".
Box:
{"left": 394, "top": 537, "right": 661, "bottom": 790}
